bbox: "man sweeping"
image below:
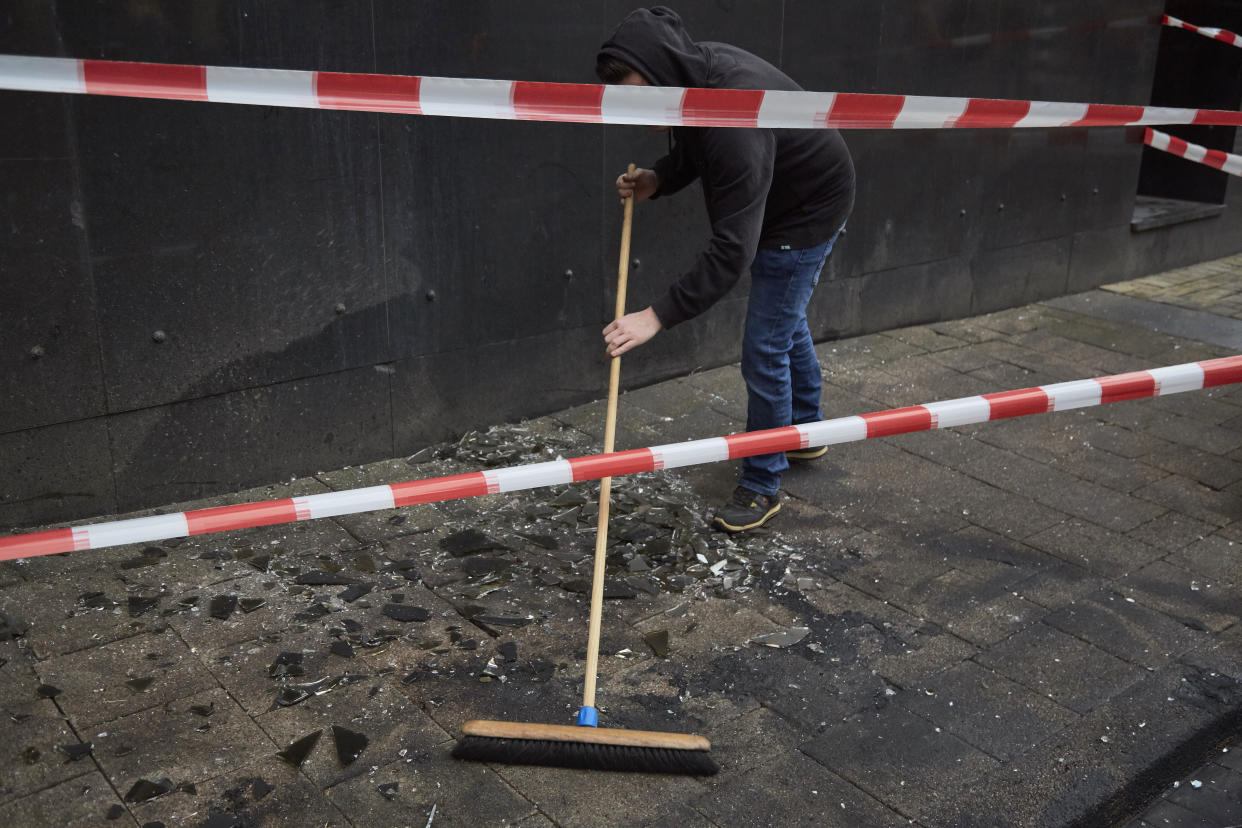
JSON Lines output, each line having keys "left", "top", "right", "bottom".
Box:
{"left": 597, "top": 6, "right": 856, "bottom": 533}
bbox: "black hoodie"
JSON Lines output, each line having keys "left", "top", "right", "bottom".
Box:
{"left": 599, "top": 7, "right": 856, "bottom": 328}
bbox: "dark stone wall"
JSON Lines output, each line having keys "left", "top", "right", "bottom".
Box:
{"left": 3, "top": 0, "right": 1241, "bottom": 526}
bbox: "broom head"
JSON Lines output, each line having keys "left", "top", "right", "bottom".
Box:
{"left": 452, "top": 719, "right": 718, "bottom": 775}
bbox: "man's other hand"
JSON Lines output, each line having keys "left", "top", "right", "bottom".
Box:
{"left": 603, "top": 306, "right": 662, "bottom": 357}
{"left": 616, "top": 168, "right": 659, "bottom": 203}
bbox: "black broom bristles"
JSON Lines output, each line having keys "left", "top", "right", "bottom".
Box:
{"left": 452, "top": 734, "right": 719, "bottom": 775}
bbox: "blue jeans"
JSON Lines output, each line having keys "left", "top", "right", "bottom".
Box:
{"left": 739, "top": 231, "right": 839, "bottom": 496}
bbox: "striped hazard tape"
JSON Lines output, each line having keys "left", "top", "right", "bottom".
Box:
{"left": 3, "top": 354, "right": 1241, "bottom": 562}
{"left": 2, "top": 53, "right": 1242, "bottom": 129}
{"left": 1164, "top": 14, "right": 1242, "bottom": 49}
{"left": 1145, "top": 127, "right": 1242, "bottom": 177}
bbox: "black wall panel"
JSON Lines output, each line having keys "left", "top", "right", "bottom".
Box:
{"left": 0, "top": 419, "right": 115, "bottom": 527}
{"left": 81, "top": 98, "right": 389, "bottom": 411}
{"left": 108, "top": 366, "right": 392, "bottom": 513}
{"left": 3, "top": 1, "right": 1242, "bottom": 527}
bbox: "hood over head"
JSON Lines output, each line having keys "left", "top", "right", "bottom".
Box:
{"left": 598, "top": 6, "right": 710, "bottom": 88}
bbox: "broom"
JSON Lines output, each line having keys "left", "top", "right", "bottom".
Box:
{"left": 452, "top": 165, "right": 718, "bottom": 775}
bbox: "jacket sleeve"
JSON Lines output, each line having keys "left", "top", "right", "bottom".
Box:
{"left": 651, "top": 128, "right": 775, "bottom": 328}
{"left": 650, "top": 135, "right": 699, "bottom": 199}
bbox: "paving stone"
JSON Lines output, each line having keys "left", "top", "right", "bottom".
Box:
{"left": 1025, "top": 517, "right": 1167, "bottom": 577}
{"left": 881, "top": 324, "right": 970, "bottom": 353}
{"left": 1126, "top": 511, "right": 1217, "bottom": 553}
{"left": 131, "top": 757, "right": 348, "bottom": 827}
{"left": 0, "top": 695, "right": 92, "bottom": 804}
{"left": 163, "top": 570, "right": 342, "bottom": 654}
{"left": 2, "top": 573, "right": 168, "bottom": 660}
{"left": 800, "top": 703, "right": 1001, "bottom": 819}
{"left": 794, "top": 577, "right": 977, "bottom": 687}
{"left": 202, "top": 588, "right": 461, "bottom": 715}
{"left": 35, "top": 629, "right": 215, "bottom": 729}
{"left": 1101, "top": 402, "right": 1242, "bottom": 457}
{"left": 1042, "top": 589, "right": 1212, "bottom": 670}
{"left": 697, "top": 747, "right": 907, "bottom": 827}
{"left": 815, "top": 333, "right": 926, "bottom": 372}
{"left": 495, "top": 762, "right": 707, "bottom": 828}
{"left": 5, "top": 770, "right": 130, "bottom": 827}
{"left": 920, "top": 664, "right": 1235, "bottom": 828}
{"left": 969, "top": 414, "right": 1170, "bottom": 494}
{"left": 1126, "top": 797, "right": 1222, "bottom": 827}
{"left": 928, "top": 318, "right": 1008, "bottom": 345}
{"left": 975, "top": 622, "right": 1147, "bottom": 715}
{"left": 939, "top": 590, "right": 1046, "bottom": 648}
{"left": 633, "top": 596, "right": 782, "bottom": 657}
{"left": 325, "top": 755, "right": 535, "bottom": 827}
{"left": 255, "top": 676, "right": 451, "bottom": 789}
{"left": 90, "top": 687, "right": 274, "bottom": 796}
{"left": 902, "top": 431, "right": 1165, "bottom": 533}
{"left": 1166, "top": 533, "right": 1242, "bottom": 587}
{"left": 1115, "top": 560, "right": 1242, "bottom": 633}
{"left": 899, "top": 660, "right": 1079, "bottom": 762}
{"left": 1165, "top": 761, "right": 1242, "bottom": 825}
{"left": 1147, "top": 389, "right": 1242, "bottom": 427}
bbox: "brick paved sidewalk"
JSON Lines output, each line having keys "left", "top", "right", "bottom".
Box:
{"left": 1, "top": 256, "right": 1240, "bottom": 827}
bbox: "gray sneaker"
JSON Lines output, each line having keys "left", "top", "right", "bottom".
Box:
{"left": 712, "top": 486, "right": 781, "bottom": 533}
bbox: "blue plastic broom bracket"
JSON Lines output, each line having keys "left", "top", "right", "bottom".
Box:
{"left": 576, "top": 706, "right": 599, "bottom": 727}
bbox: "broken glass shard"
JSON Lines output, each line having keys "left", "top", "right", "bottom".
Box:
{"left": 519, "top": 533, "right": 559, "bottom": 550}
{"left": 440, "top": 529, "right": 511, "bottom": 556}
{"left": 296, "top": 676, "right": 342, "bottom": 696}
{"left": 124, "top": 777, "right": 173, "bottom": 802}
{"left": 338, "top": 582, "right": 374, "bottom": 603}
{"left": 329, "top": 640, "right": 355, "bottom": 659}
{"left": 58, "top": 742, "right": 94, "bottom": 761}
{"left": 644, "top": 629, "right": 671, "bottom": 658}
{"left": 277, "top": 730, "right": 322, "bottom": 767}
{"left": 209, "top": 594, "right": 238, "bottom": 621}
{"left": 126, "top": 677, "right": 155, "bottom": 693}
{"left": 382, "top": 604, "right": 429, "bottom": 623}
{"left": 276, "top": 687, "right": 310, "bottom": 707}
{"left": 127, "top": 596, "right": 160, "bottom": 617}
{"left": 78, "top": 592, "right": 113, "bottom": 610}
{"left": 293, "top": 602, "right": 330, "bottom": 622}
{"left": 462, "top": 557, "right": 512, "bottom": 577}
{"left": 268, "top": 652, "right": 305, "bottom": 679}
{"left": 332, "top": 725, "right": 369, "bottom": 765}
{"left": 294, "top": 572, "right": 357, "bottom": 586}
{"left": 238, "top": 597, "right": 266, "bottom": 613}
{"left": 248, "top": 555, "right": 272, "bottom": 573}
{"left": 378, "top": 781, "right": 398, "bottom": 800}
{"left": 752, "top": 626, "right": 811, "bottom": 648}
{"left": 498, "top": 641, "right": 518, "bottom": 662}
{"left": 549, "top": 489, "right": 587, "bottom": 507}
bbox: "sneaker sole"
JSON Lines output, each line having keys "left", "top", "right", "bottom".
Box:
{"left": 712, "top": 502, "right": 782, "bottom": 533}
{"left": 786, "top": 446, "right": 828, "bottom": 460}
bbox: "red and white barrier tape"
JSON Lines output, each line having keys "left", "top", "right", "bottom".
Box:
{"left": 3, "top": 54, "right": 1242, "bottom": 129}
{"left": 3, "top": 355, "right": 1241, "bottom": 562}
{"left": 1164, "top": 14, "right": 1242, "bottom": 49}
{"left": 1145, "top": 127, "right": 1242, "bottom": 177}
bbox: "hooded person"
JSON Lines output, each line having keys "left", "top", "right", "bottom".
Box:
{"left": 597, "top": 6, "right": 856, "bottom": 532}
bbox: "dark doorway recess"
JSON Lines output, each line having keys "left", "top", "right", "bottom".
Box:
{"left": 1134, "top": 0, "right": 1242, "bottom": 230}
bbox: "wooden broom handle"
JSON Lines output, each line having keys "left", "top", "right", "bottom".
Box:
{"left": 583, "top": 163, "right": 635, "bottom": 710}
